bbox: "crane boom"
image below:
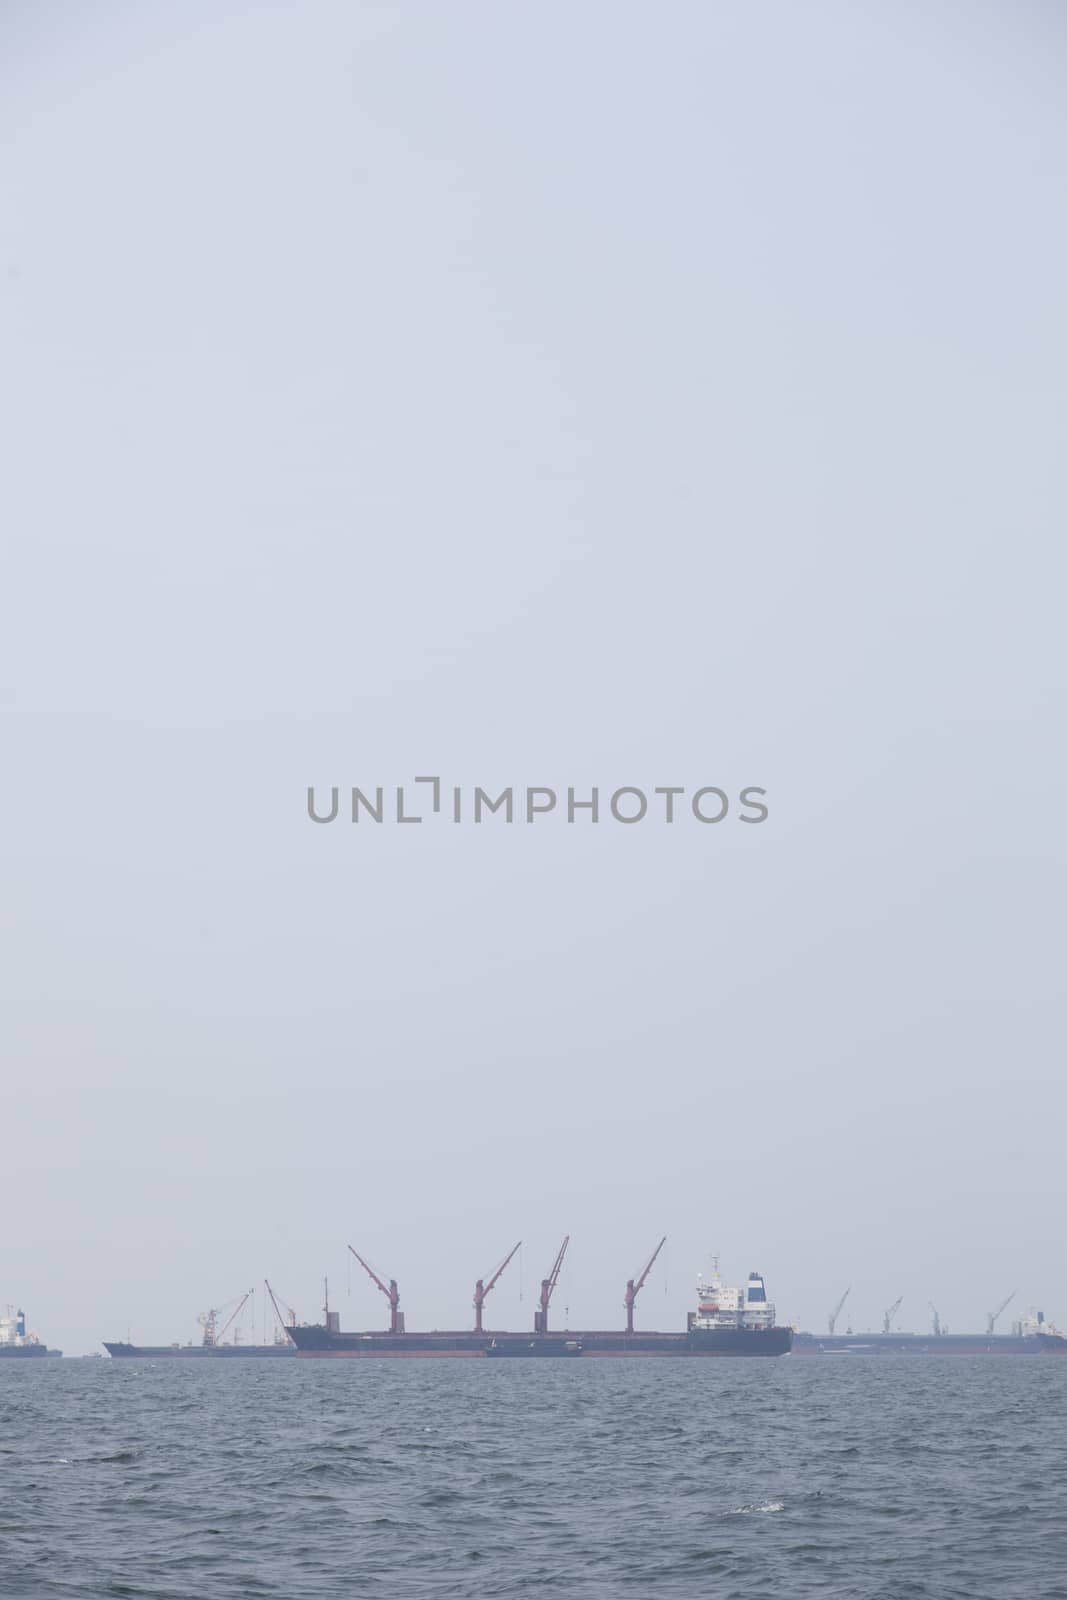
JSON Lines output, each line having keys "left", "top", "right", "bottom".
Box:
{"left": 217, "top": 1288, "right": 254, "bottom": 1343}
{"left": 264, "top": 1279, "right": 296, "bottom": 1332}
{"left": 882, "top": 1295, "right": 904, "bottom": 1335}
{"left": 534, "top": 1236, "right": 570, "bottom": 1333}
{"left": 624, "top": 1236, "right": 667, "bottom": 1333}
{"left": 929, "top": 1301, "right": 943, "bottom": 1336}
{"left": 348, "top": 1245, "right": 402, "bottom": 1333}
{"left": 198, "top": 1289, "right": 255, "bottom": 1346}
{"left": 473, "top": 1241, "right": 522, "bottom": 1334}
{"left": 986, "top": 1290, "right": 1016, "bottom": 1336}
{"left": 828, "top": 1286, "right": 851, "bottom": 1336}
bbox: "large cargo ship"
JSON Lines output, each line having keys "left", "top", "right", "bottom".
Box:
{"left": 0, "top": 1305, "right": 61, "bottom": 1359}
{"left": 793, "top": 1305, "right": 1067, "bottom": 1356}
{"left": 288, "top": 1242, "right": 793, "bottom": 1358}
{"left": 104, "top": 1284, "right": 297, "bottom": 1359}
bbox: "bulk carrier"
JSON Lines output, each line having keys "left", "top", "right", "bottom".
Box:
{"left": 792, "top": 1288, "right": 1067, "bottom": 1356}
{"left": 104, "top": 1283, "right": 297, "bottom": 1358}
{"left": 286, "top": 1240, "right": 793, "bottom": 1358}
{"left": 0, "top": 1306, "right": 61, "bottom": 1359}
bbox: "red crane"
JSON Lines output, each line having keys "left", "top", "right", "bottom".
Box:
{"left": 348, "top": 1245, "right": 402, "bottom": 1334}
{"left": 624, "top": 1236, "right": 666, "bottom": 1333}
{"left": 473, "top": 1241, "right": 522, "bottom": 1334}
{"left": 534, "top": 1236, "right": 569, "bottom": 1334}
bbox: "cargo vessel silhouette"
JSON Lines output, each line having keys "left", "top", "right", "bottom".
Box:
{"left": 102, "top": 1248, "right": 1066, "bottom": 1362}
{"left": 104, "top": 1283, "right": 297, "bottom": 1358}
{"left": 286, "top": 1240, "right": 793, "bottom": 1358}
{"left": 792, "top": 1286, "right": 1067, "bottom": 1356}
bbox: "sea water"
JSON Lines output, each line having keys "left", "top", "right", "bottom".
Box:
{"left": 2, "top": 1355, "right": 1065, "bottom": 1598}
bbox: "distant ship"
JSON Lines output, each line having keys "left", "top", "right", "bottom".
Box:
{"left": 104, "top": 1284, "right": 297, "bottom": 1359}
{"left": 0, "top": 1305, "right": 61, "bottom": 1359}
{"left": 793, "top": 1303, "right": 1067, "bottom": 1356}
{"left": 287, "top": 1242, "right": 793, "bottom": 1358}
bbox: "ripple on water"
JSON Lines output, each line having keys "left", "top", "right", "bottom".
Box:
{"left": 1, "top": 1359, "right": 1066, "bottom": 1598}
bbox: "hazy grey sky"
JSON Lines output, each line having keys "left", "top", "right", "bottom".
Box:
{"left": 2, "top": 1, "right": 1065, "bottom": 1354}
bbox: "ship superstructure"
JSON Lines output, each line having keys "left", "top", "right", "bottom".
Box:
{"left": 0, "top": 1304, "right": 61, "bottom": 1358}
{"left": 689, "top": 1264, "right": 777, "bottom": 1331}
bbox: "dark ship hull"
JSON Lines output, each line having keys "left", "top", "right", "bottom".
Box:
{"left": 0, "top": 1344, "right": 61, "bottom": 1358}
{"left": 287, "top": 1325, "right": 793, "bottom": 1358}
{"left": 792, "top": 1332, "right": 1067, "bottom": 1356}
{"left": 103, "top": 1342, "right": 295, "bottom": 1359}
{"left": 486, "top": 1337, "right": 585, "bottom": 1357}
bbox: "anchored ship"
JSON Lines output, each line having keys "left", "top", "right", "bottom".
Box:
{"left": 287, "top": 1239, "right": 793, "bottom": 1358}
{"left": 792, "top": 1288, "right": 1067, "bottom": 1356}
{"left": 0, "top": 1305, "right": 61, "bottom": 1358}
{"left": 104, "top": 1282, "right": 297, "bottom": 1358}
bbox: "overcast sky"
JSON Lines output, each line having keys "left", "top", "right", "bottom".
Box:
{"left": 2, "top": 1, "right": 1065, "bottom": 1354}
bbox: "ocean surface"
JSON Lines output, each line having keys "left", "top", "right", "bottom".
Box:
{"left": 2, "top": 1356, "right": 1066, "bottom": 1599}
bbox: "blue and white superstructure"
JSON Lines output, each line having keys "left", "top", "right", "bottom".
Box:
{"left": 0, "top": 1304, "right": 60, "bottom": 1358}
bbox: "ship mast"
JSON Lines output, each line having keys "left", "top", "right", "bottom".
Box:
{"left": 882, "top": 1295, "right": 903, "bottom": 1335}
{"left": 348, "top": 1245, "right": 402, "bottom": 1334}
{"left": 534, "top": 1236, "right": 569, "bottom": 1334}
{"left": 473, "top": 1241, "right": 521, "bottom": 1334}
{"left": 264, "top": 1279, "right": 297, "bottom": 1342}
{"left": 198, "top": 1288, "right": 253, "bottom": 1348}
{"left": 986, "top": 1291, "right": 1016, "bottom": 1336}
{"left": 217, "top": 1289, "right": 253, "bottom": 1344}
{"left": 827, "top": 1285, "right": 850, "bottom": 1336}
{"left": 624, "top": 1236, "right": 667, "bottom": 1334}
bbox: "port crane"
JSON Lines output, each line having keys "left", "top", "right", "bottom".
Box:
{"left": 534, "top": 1236, "right": 569, "bottom": 1333}
{"left": 929, "top": 1302, "right": 944, "bottom": 1336}
{"left": 624, "top": 1236, "right": 667, "bottom": 1334}
{"left": 882, "top": 1295, "right": 904, "bottom": 1335}
{"left": 828, "top": 1286, "right": 851, "bottom": 1336}
{"left": 198, "top": 1288, "right": 253, "bottom": 1347}
{"left": 264, "top": 1280, "right": 297, "bottom": 1342}
{"left": 473, "top": 1241, "right": 522, "bottom": 1334}
{"left": 986, "top": 1291, "right": 1016, "bottom": 1336}
{"left": 348, "top": 1246, "right": 402, "bottom": 1334}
